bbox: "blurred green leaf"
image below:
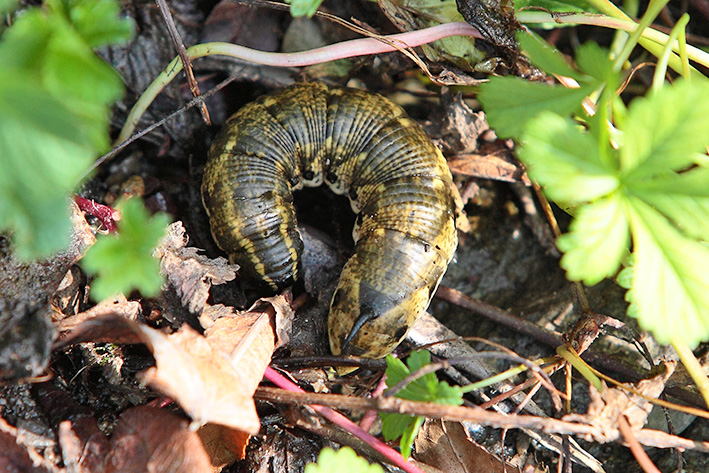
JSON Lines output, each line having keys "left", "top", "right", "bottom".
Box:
{"left": 81, "top": 198, "right": 169, "bottom": 300}
{"left": 305, "top": 447, "right": 384, "bottom": 473}
{"left": 517, "top": 31, "right": 582, "bottom": 80}
{"left": 284, "top": 0, "right": 323, "bottom": 17}
{"left": 0, "top": 0, "right": 132, "bottom": 258}
{"left": 478, "top": 77, "right": 596, "bottom": 138}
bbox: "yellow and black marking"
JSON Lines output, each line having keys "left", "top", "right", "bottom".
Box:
{"left": 202, "top": 83, "right": 457, "bottom": 359}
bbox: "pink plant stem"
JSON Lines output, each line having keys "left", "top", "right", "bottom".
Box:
{"left": 264, "top": 367, "right": 425, "bottom": 473}
{"left": 118, "top": 22, "right": 484, "bottom": 144}
{"left": 74, "top": 196, "right": 119, "bottom": 232}
{"left": 359, "top": 374, "right": 389, "bottom": 431}
{"left": 198, "top": 22, "right": 485, "bottom": 67}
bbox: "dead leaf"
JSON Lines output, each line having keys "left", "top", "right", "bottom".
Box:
{"left": 0, "top": 429, "right": 52, "bottom": 473}
{"left": 56, "top": 313, "right": 261, "bottom": 434}
{"left": 447, "top": 153, "right": 529, "bottom": 184}
{"left": 564, "top": 361, "right": 676, "bottom": 443}
{"left": 155, "top": 222, "right": 238, "bottom": 314}
{"left": 414, "top": 419, "right": 510, "bottom": 473}
{"left": 56, "top": 294, "right": 141, "bottom": 340}
{"left": 198, "top": 423, "right": 251, "bottom": 469}
{"left": 104, "top": 406, "right": 212, "bottom": 473}
{"left": 440, "top": 89, "right": 487, "bottom": 154}
{"left": 204, "top": 296, "right": 293, "bottom": 395}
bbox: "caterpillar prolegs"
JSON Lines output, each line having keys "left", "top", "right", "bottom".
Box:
{"left": 201, "top": 83, "right": 457, "bottom": 359}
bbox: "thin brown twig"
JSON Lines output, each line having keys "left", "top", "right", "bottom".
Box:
{"left": 254, "top": 385, "right": 709, "bottom": 453}
{"left": 154, "top": 0, "right": 210, "bottom": 124}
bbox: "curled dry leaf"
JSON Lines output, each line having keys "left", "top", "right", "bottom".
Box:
{"left": 56, "top": 313, "right": 261, "bottom": 434}
{"left": 439, "top": 88, "right": 487, "bottom": 154}
{"left": 0, "top": 429, "right": 52, "bottom": 473}
{"left": 102, "top": 406, "right": 212, "bottom": 473}
{"left": 155, "top": 221, "right": 238, "bottom": 314}
{"left": 564, "top": 361, "right": 677, "bottom": 443}
{"left": 414, "top": 419, "right": 510, "bottom": 473}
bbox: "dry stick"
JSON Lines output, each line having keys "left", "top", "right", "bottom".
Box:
{"left": 255, "top": 386, "right": 709, "bottom": 452}
{"left": 263, "top": 367, "right": 426, "bottom": 473}
{"left": 434, "top": 285, "right": 705, "bottom": 408}
{"left": 256, "top": 384, "right": 598, "bottom": 436}
{"left": 154, "top": 0, "right": 210, "bottom": 125}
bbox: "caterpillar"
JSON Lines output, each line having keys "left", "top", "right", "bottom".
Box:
{"left": 201, "top": 82, "right": 457, "bottom": 359}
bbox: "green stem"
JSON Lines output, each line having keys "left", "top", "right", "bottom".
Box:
{"left": 517, "top": 11, "right": 709, "bottom": 72}
{"left": 557, "top": 345, "right": 603, "bottom": 391}
{"left": 612, "top": 0, "right": 669, "bottom": 72}
{"left": 671, "top": 340, "right": 709, "bottom": 409}
{"left": 652, "top": 14, "right": 690, "bottom": 91}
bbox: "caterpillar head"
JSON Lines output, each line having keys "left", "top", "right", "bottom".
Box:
{"left": 327, "top": 261, "right": 431, "bottom": 360}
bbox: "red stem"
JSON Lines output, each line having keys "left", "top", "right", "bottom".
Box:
{"left": 263, "top": 367, "right": 425, "bottom": 473}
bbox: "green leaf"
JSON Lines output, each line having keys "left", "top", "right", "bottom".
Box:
{"left": 81, "top": 198, "right": 169, "bottom": 300}
{"left": 517, "top": 31, "right": 582, "bottom": 80}
{"left": 556, "top": 193, "right": 630, "bottom": 285}
{"left": 623, "top": 198, "right": 709, "bottom": 347}
{"left": 628, "top": 167, "right": 709, "bottom": 241}
{"left": 575, "top": 41, "right": 617, "bottom": 84}
{"left": 620, "top": 79, "right": 709, "bottom": 178}
{"left": 0, "top": 0, "right": 132, "bottom": 259}
{"left": 515, "top": 0, "right": 596, "bottom": 12}
{"left": 519, "top": 112, "right": 619, "bottom": 204}
{"left": 0, "top": 73, "right": 95, "bottom": 258}
{"left": 399, "top": 415, "right": 425, "bottom": 459}
{"left": 305, "top": 447, "right": 384, "bottom": 473}
{"left": 285, "top": 0, "right": 323, "bottom": 17}
{"left": 379, "top": 351, "right": 463, "bottom": 458}
{"left": 380, "top": 412, "right": 418, "bottom": 442}
{"left": 478, "top": 76, "right": 597, "bottom": 138}
{"left": 65, "top": 0, "right": 134, "bottom": 47}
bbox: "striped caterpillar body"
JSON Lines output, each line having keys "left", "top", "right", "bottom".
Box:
{"left": 201, "top": 83, "right": 457, "bottom": 359}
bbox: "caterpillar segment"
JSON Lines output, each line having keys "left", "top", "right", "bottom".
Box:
{"left": 202, "top": 82, "right": 457, "bottom": 359}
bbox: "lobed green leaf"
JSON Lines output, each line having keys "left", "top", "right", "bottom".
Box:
{"left": 519, "top": 111, "right": 619, "bottom": 204}
{"left": 81, "top": 198, "right": 169, "bottom": 301}
{"left": 556, "top": 193, "right": 630, "bottom": 285}
{"left": 623, "top": 198, "right": 709, "bottom": 347}
{"left": 620, "top": 79, "right": 709, "bottom": 178}
{"left": 479, "top": 77, "right": 596, "bottom": 139}
{"left": 0, "top": 0, "right": 132, "bottom": 258}
{"left": 305, "top": 447, "right": 384, "bottom": 473}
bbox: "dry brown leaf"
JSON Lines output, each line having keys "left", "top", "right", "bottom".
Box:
{"left": 155, "top": 222, "right": 238, "bottom": 314}
{"left": 447, "top": 153, "right": 529, "bottom": 184}
{"left": 56, "top": 313, "right": 260, "bottom": 434}
{"left": 414, "top": 419, "right": 510, "bottom": 473}
{"left": 56, "top": 294, "right": 141, "bottom": 339}
{"left": 103, "top": 406, "right": 213, "bottom": 473}
{"left": 197, "top": 423, "right": 251, "bottom": 469}
{"left": 564, "top": 361, "right": 676, "bottom": 443}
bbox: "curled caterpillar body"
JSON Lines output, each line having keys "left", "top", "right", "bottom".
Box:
{"left": 202, "top": 83, "right": 457, "bottom": 359}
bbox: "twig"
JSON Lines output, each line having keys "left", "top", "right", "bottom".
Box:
{"left": 254, "top": 385, "right": 709, "bottom": 452}
{"left": 154, "top": 0, "right": 210, "bottom": 124}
